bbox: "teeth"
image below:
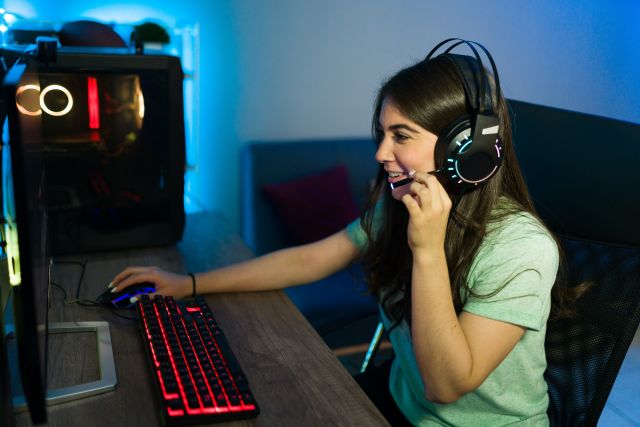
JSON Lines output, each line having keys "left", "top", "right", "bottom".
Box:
{"left": 388, "top": 172, "right": 403, "bottom": 178}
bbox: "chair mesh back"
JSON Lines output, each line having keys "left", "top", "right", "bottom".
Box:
{"left": 545, "top": 237, "right": 640, "bottom": 426}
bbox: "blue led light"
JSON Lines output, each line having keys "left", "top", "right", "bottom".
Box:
{"left": 111, "top": 285, "right": 155, "bottom": 308}
{"left": 459, "top": 140, "right": 473, "bottom": 154}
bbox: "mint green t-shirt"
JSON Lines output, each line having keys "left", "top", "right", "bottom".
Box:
{"left": 346, "top": 206, "right": 558, "bottom": 426}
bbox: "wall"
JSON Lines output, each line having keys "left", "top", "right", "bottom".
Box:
{"left": 3, "top": 0, "right": 639, "bottom": 233}
{"left": 231, "top": 0, "right": 640, "bottom": 142}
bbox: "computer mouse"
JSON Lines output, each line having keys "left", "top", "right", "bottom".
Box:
{"left": 96, "top": 282, "right": 156, "bottom": 309}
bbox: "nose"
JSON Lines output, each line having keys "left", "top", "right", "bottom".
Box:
{"left": 375, "top": 137, "right": 394, "bottom": 164}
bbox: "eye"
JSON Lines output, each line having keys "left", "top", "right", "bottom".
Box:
{"left": 393, "top": 132, "right": 409, "bottom": 143}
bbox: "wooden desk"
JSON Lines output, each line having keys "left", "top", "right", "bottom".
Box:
{"left": 16, "top": 212, "right": 389, "bottom": 426}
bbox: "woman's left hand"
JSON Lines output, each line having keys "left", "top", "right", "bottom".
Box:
{"left": 401, "top": 172, "right": 452, "bottom": 255}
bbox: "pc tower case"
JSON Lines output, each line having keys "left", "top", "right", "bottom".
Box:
{"left": 3, "top": 44, "right": 186, "bottom": 254}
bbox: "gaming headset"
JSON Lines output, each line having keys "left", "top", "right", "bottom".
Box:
{"left": 427, "top": 38, "right": 505, "bottom": 192}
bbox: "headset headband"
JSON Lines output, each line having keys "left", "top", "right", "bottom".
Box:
{"left": 423, "top": 38, "right": 505, "bottom": 190}
{"left": 425, "top": 38, "right": 501, "bottom": 115}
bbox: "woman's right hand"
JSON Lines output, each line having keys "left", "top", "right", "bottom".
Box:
{"left": 401, "top": 172, "right": 452, "bottom": 256}
{"left": 109, "top": 266, "right": 194, "bottom": 299}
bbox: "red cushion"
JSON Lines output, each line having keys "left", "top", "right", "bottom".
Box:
{"left": 262, "top": 165, "right": 360, "bottom": 245}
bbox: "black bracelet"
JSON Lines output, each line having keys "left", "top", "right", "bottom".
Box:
{"left": 188, "top": 272, "right": 196, "bottom": 297}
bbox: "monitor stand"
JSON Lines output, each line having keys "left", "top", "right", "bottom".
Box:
{"left": 8, "top": 321, "right": 117, "bottom": 411}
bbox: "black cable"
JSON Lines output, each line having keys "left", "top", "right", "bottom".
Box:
{"left": 51, "top": 258, "right": 89, "bottom": 300}
{"left": 75, "top": 260, "right": 88, "bottom": 300}
{"left": 51, "top": 259, "right": 137, "bottom": 321}
{"left": 66, "top": 298, "right": 138, "bottom": 322}
{"left": 50, "top": 281, "right": 68, "bottom": 300}
{"left": 72, "top": 299, "right": 100, "bottom": 307}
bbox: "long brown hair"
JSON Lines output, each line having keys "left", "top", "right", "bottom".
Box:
{"left": 359, "top": 55, "right": 573, "bottom": 326}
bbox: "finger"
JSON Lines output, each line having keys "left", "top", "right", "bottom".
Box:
{"left": 414, "top": 173, "right": 447, "bottom": 196}
{"left": 409, "top": 181, "right": 432, "bottom": 208}
{"left": 410, "top": 171, "right": 437, "bottom": 186}
{"left": 110, "top": 266, "right": 156, "bottom": 288}
{"left": 418, "top": 172, "right": 442, "bottom": 188}
{"left": 130, "top": 291, "right": 157, "bottom": 305}
{"left": 427, "top": 186, "right": 452, "bottom": 218}
{"left": 429, "top": 175, "right": 452, "bottom": 211}
{"left": 438, "top": 185, "right": 452, "bottom": 211}
{"left": 415, "top": 175, "right": 448, "bottom": 210}
{"left": 110, "top": 271, "right": 158, "bottom": 293}
{"left": 110, "top": 266, "right": 146, "bottom": 287}
{"left": 401, "top": 193, "right": 421, "bottom": 215}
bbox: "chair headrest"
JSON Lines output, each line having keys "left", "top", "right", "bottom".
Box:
{"left": 58, "top": 20, "right": 126, "bottom": 47}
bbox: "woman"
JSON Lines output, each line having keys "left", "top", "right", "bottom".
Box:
{"left": 111, "top": 40, "right": 560, "bottom": 425}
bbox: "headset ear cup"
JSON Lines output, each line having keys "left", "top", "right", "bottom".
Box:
{"left": 429, "top": 40, "right": 506, "bottom": 192}
{"left": 436, "top": 116, "right": 503, "bottom": 191}
{"left": 435, "top": 117, "right": 472, "bottom": 182}
{"left": 442, "top": 118, "right": 473, "bottom": 162}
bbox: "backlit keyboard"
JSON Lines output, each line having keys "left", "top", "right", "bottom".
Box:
{"left": 136, "top": 294, "right": 259, "bottom": 426}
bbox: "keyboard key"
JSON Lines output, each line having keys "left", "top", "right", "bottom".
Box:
{"left": 136, "top": 295, "right": 259, "bottom": 426}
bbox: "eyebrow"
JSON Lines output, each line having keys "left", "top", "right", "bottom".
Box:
{"left": 388, "top": 123, "right": 420, "bottom": 133}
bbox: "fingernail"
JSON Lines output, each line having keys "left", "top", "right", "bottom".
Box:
{"left": 409, "top": 170, "right": 416, "bottom": 177}
{"left": 130, "top": 296, "right": 138, "bottom": 304}
{"left": 110, "top": 287, "right": 118, "bottom": 293}
{"left": 107, "top": 281, "right": 114, "bottom": 289}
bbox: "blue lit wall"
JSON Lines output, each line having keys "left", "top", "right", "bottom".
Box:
{"left": 230, "top": 1, "right": 640, "bottom": 143}
{"left": 3, "top": 1, "right": 639, "bottom": 234}
{"left": 3, "top": 0, "right": 241, "bottom": 225}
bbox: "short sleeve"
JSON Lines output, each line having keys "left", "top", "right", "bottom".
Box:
{"left": 345, "top": 200, "right": 384, "bottom": 250}
{"left": 346, "top": 217, "right": 367, "bottom": 249}
{"left": 463, "top": 215, "right": 559, "bottom": 332}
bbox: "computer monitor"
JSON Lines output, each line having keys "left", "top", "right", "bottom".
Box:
{"left": 2, "top": 44, "right": 119, "bottom": 424}
{"left": 0, "top": 254, "right": 14, "bottom": 427}
{"left": 1, "top": 55, "right": 49, "bottom": 424}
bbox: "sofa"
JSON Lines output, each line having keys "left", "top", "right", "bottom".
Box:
{"left": 240, "top": 138, "right": 380, "bottom": 349}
